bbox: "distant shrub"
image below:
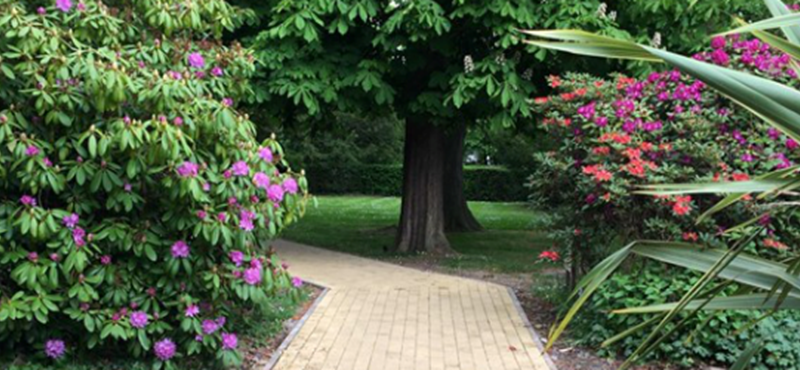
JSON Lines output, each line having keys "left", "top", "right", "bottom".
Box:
{"left": 305, "top": 164, "right": 527, "bottom": 201}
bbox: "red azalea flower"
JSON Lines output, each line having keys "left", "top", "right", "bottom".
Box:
{"left": 538, "top": 250, "right": 561, "bottom": 262}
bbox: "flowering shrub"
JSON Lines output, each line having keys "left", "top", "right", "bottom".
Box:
{"left": 0, "top": 0, "right": 308, "bottom": 368}
{"left": 530, "top": 35, "right": 800, "bottom": 276}
{"left": 528, "top": 35, "right": 800, "bottom": 366}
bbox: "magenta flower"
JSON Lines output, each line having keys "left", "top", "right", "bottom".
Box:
{"left": 123, "top": 183, "right": 132, "bottom": 192}
{"left": 171, "top": 241, "right": 190, "bottom": 258}
{"left": 56, "top": 0, "right": 73, "bottom": 12}
{"left": 37, "top": 6, "right": 46, "bottom": 15}
{"left": 72, "top": 227, "right": 86, "bottom": 247}
{"left": 223, "top": 169, "right": 232, "bottom": 179}
{"left": 43, "top": 157, "right": 53, "bottom": 167}
{"left": 202, "top": 182, "right": 211, "bottom": 192}
{"left": 45, "top": 339, "right": 66, "bottom": 359}
{"left": 217, "top": 212, "right": 227, "bottom": 223}
{"left": 77, "top": 2, "right": 85, "bottom": 11}
{"left": 173, "top": 117, "right": 183, "bottom": 126}
{"left": 741, "top": 153, "right": 754, "bottom": 162}
{"left": 100, "top": 255, "right": 112, "bottom": 265}
{"left": 153, "top": 338, "right": 176, "bottom": 361}
{"left": 788, "top": 138, "right": 799, "bottom": 150}
{"left": 28, "top": 252, "right": 39, "bottom": 262}
{"left": 222, "top": 98, "right": 233, "bottom": 107}
{"left": 229, "top": 251, "right": 244, "bottom": 266}
{"left": 253, "top": 172, "right": 270, "bottom": 189}
{"left": 292, "top": 276, "right": 303, "bottom": 288}
{"left": 196, "top": 210, "right": 207, "bottom": 220}
{"left": 185, "top": 304, "right": 200, "bottom": 318}
{"left": 20, "top": 195, "right": 37, "bottom": 207}
{"left": 283, "top": 178, "right": 298, "bottom": 194}
{"left": 231, "top": 161, "right": 249, "bottom": 176}
{"left": 26, "top": 145, "right": 40, "bottom": 156}
{"left": 259, "top": 147, "right": 273, "bottom": 162}
{"left": 129, "top": 311, "right": 149, "bottom": 328}
{"left": 221, "top": 333, "right": 238, "bottom": 350}
{"left": 211, "top": 66, "right": 224, "bottom": 77}
{"left": 202, "top": 319, "right": 220, "bottom": 334}
{"left": 268, "top": 184, "right": 285, "bottom": 203}
{"left": 176, "top": 161, "right": 199, "bottom": 178}
{"left": 243, "top": 267, "right": 262, "bottom": 285}
{"left": 61, "top": 213, "right": 80, "bottom": 229}
{"left": 710, "top": 36, "right": 727, "bottom": 50}
{"left": 187, "top": 53, "right": 205, "bottom": 69}
{"left": 239, "top": 209, "right": 255, "bottom": 231}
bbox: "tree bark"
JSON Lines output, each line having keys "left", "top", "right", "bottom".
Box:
{"left": 442, "top": 122, "right": 483, "bottom": 232}
{"left": 394, "top": 121, "right": 454, "bottom": 254}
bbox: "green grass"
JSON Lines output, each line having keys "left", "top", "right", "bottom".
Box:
{"left": 282, "top": 195, "right": 552, "bottom": 273}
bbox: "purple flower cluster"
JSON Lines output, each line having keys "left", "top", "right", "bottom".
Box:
{"left": 239, "top": 209, "right": 256, "bottom": 231}
{"left": 154, "top": 338, "right": 176, "bottom": 361}
{"left": 253, "top": 172, "right": 270, "bottom": 189}
{"left": 231, "top": 161, "right": 249, "bottom": 176}
{"left": 221, "top": 333, "right": 238, "bottom": 350}
{"left": 45, "top": 339, "right": 66, "bottom": 359}
{"left": 229, "top": 250, "right": 244, "bottom": 266}
{"left": 177, "top": 161, "right": 199, "bottom": 178}
{"left": 259, "top": 147, "right": 274, "bottom": 162}
{"left": 268, "top": 184, "right": 285, "bottom": 203}
{"left": 129, "top": 311, "right": 149, "bottom": 328}
{"left": 171, "top": 240, "right": 190, "bottom": 258}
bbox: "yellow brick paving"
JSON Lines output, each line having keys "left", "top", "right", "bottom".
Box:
{"left": 271, "top": 239, "right": 554, "bottom": 370}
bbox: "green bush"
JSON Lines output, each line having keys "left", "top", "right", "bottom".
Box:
{"left": 304, "top": 164, "right": 527, "bottom": 201}
{"left": 574, "top": 263, "right": 800, "bottom": 369}
{"left": 0, "top": 1, "right": 308, "bottom": 368}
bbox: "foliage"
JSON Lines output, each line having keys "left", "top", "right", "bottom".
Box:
{"left": 521, "top": 0, "right": 800, "bottom": 368}
{"left": 237, "top": 0, "right": 634, "bottom": 130}
{"left": 304, "top": 164, "right": 528, "bottom": 201}
{"left": 0, "top": 0, "right": 308, "bottom": 368}
{"left": 575, "top": 263, "right": 800, "bottom": 369}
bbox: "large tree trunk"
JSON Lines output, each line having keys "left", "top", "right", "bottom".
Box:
{"left": 443, "top": 122, "right": 483, "bottom": 232}
{"left": 394, "top": 121, "right": 454, "bottom": 254}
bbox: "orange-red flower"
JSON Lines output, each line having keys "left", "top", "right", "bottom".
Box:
{"left": 593, "top": 146, "right": 611, "bottom": 156}
{"left": 534, "top": 97, "right": 549, "bottom": 104}
{"left": 731, "top": 172, "right": 750, "bottom": 181}
{"left": 682, "top": 232, "right": 699, "bottom": 242}
{"left": 763, "top": 238, "right": 788, "bottom": 250}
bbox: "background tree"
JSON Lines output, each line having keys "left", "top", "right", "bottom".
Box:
{"left": 237, "top": 0, "right": 629, "bottom": 253}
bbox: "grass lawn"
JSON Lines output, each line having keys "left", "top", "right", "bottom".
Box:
{"left": 281, "top": 195, "right": 552, "bottom": 273}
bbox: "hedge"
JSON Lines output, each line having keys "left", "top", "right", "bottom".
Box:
{"left": 303, "top": 164, "right": 528, "bottom": 201}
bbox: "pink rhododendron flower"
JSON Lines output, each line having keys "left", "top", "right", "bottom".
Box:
{"left": 20, "top": 195, "right": 37, "bottom": 206}
{"left": 173, "top": 117, "right": 183, "bottom": 126}
{"left": 100, "top": 255, "right": 112, "bottom": 265}
{"left": 292, "top": 276, "right": 303, "bottom": 288}
{"left": 154, "top": 338, "right": 176, "bottom": 361}
{"left": 56, "top": 0, "right": 73, "bottom": 12}
{"left": 229, "top": 251, "right": 244, "bottom": 266}
{"left": 211, "top": 66, "right": 223, "bottom": 77}
{"left": 259, "top": 147, "right": 273, "bottom": 162}
{"left": 196, "top": 210, "right": 207, "bottom": 220}
{"left": 253, "top": 172, "right": 270, "bottom": 189}
{"left": 185, "top": 305, "right": 199, "bottom": 318}
{"left": 176, "top": 161, "right": 199, "bottom": 178}
{"left": 43, "top": 157, "right": 53, "bottom": 167}
{"left": 187, "top": 53, "right": 205, "bottom": 69}
{"left": 283, "top": 178, "right": 298, "bottom": 194}
{"left": 26, "top": 145, "right": 40, "bottom": 156}
{"left": 239, "top": 209, "right": 255, "bottom": 231}
{"left": 222, "top": 98, "right": 233, "bottom": 107}
{"left": 63, "top": 213, "right": 79, "bottom": 229}
{"left": 221, "top": 333, "right": 238, "bottom": 350}
{"left": 129, "top": 311, "right": 149, "bottom": 328}
{"left": 45, "top": 339, "right": 66, "bottom": 359}
{"left": 37, "top": 7, "right": 46, "bottom": 15}
{"left": 28, "top": 252, "right": 38, "bottom": 262}
{"left": 72, "top": 227, "right": 86, "bottom": 247}
{"left": 231, "top": 161, "right": 249, "bottom": 176}
{"left": 171, "top": 241, "right": 190, "bottom": 258}
{"left": 243, "top": 267, "right": 262, "bottom": 285}
{"left": 268, "top": 184, "right": 285, "bottom": 203}
{"left": 202, "top": 319, "right": 219, "bottom": 334}
{"left": 77, "top": 2, "right": 85, "bottom": 11}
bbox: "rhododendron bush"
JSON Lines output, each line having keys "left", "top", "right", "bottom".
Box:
{"left": 529, "top": 35, "right": 800, "bottom": 280}
{"left": 0, "top": 0, "right": 308, "bottom": 367}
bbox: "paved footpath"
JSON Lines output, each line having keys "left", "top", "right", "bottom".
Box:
{"left": 271, "top": 239, "right": 555, "bottom": 370}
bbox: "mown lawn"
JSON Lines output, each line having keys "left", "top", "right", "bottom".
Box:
{"left": 281, "top": 196, "right": 552, "bottom": 273}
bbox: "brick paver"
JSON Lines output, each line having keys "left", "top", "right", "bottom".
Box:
{"left": 271, "top": 239, "right": 554, "bottom": 370}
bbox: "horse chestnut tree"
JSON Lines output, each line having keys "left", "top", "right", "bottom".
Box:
{"left": 0, "top": 0, "right": 308, "bottom": 367}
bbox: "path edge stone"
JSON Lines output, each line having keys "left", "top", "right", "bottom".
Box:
{"left": 262, "top": 282, "right": 330, "bottom": 370}
{"left": 506, "top": 287, "right": 559, "bottom": 370}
